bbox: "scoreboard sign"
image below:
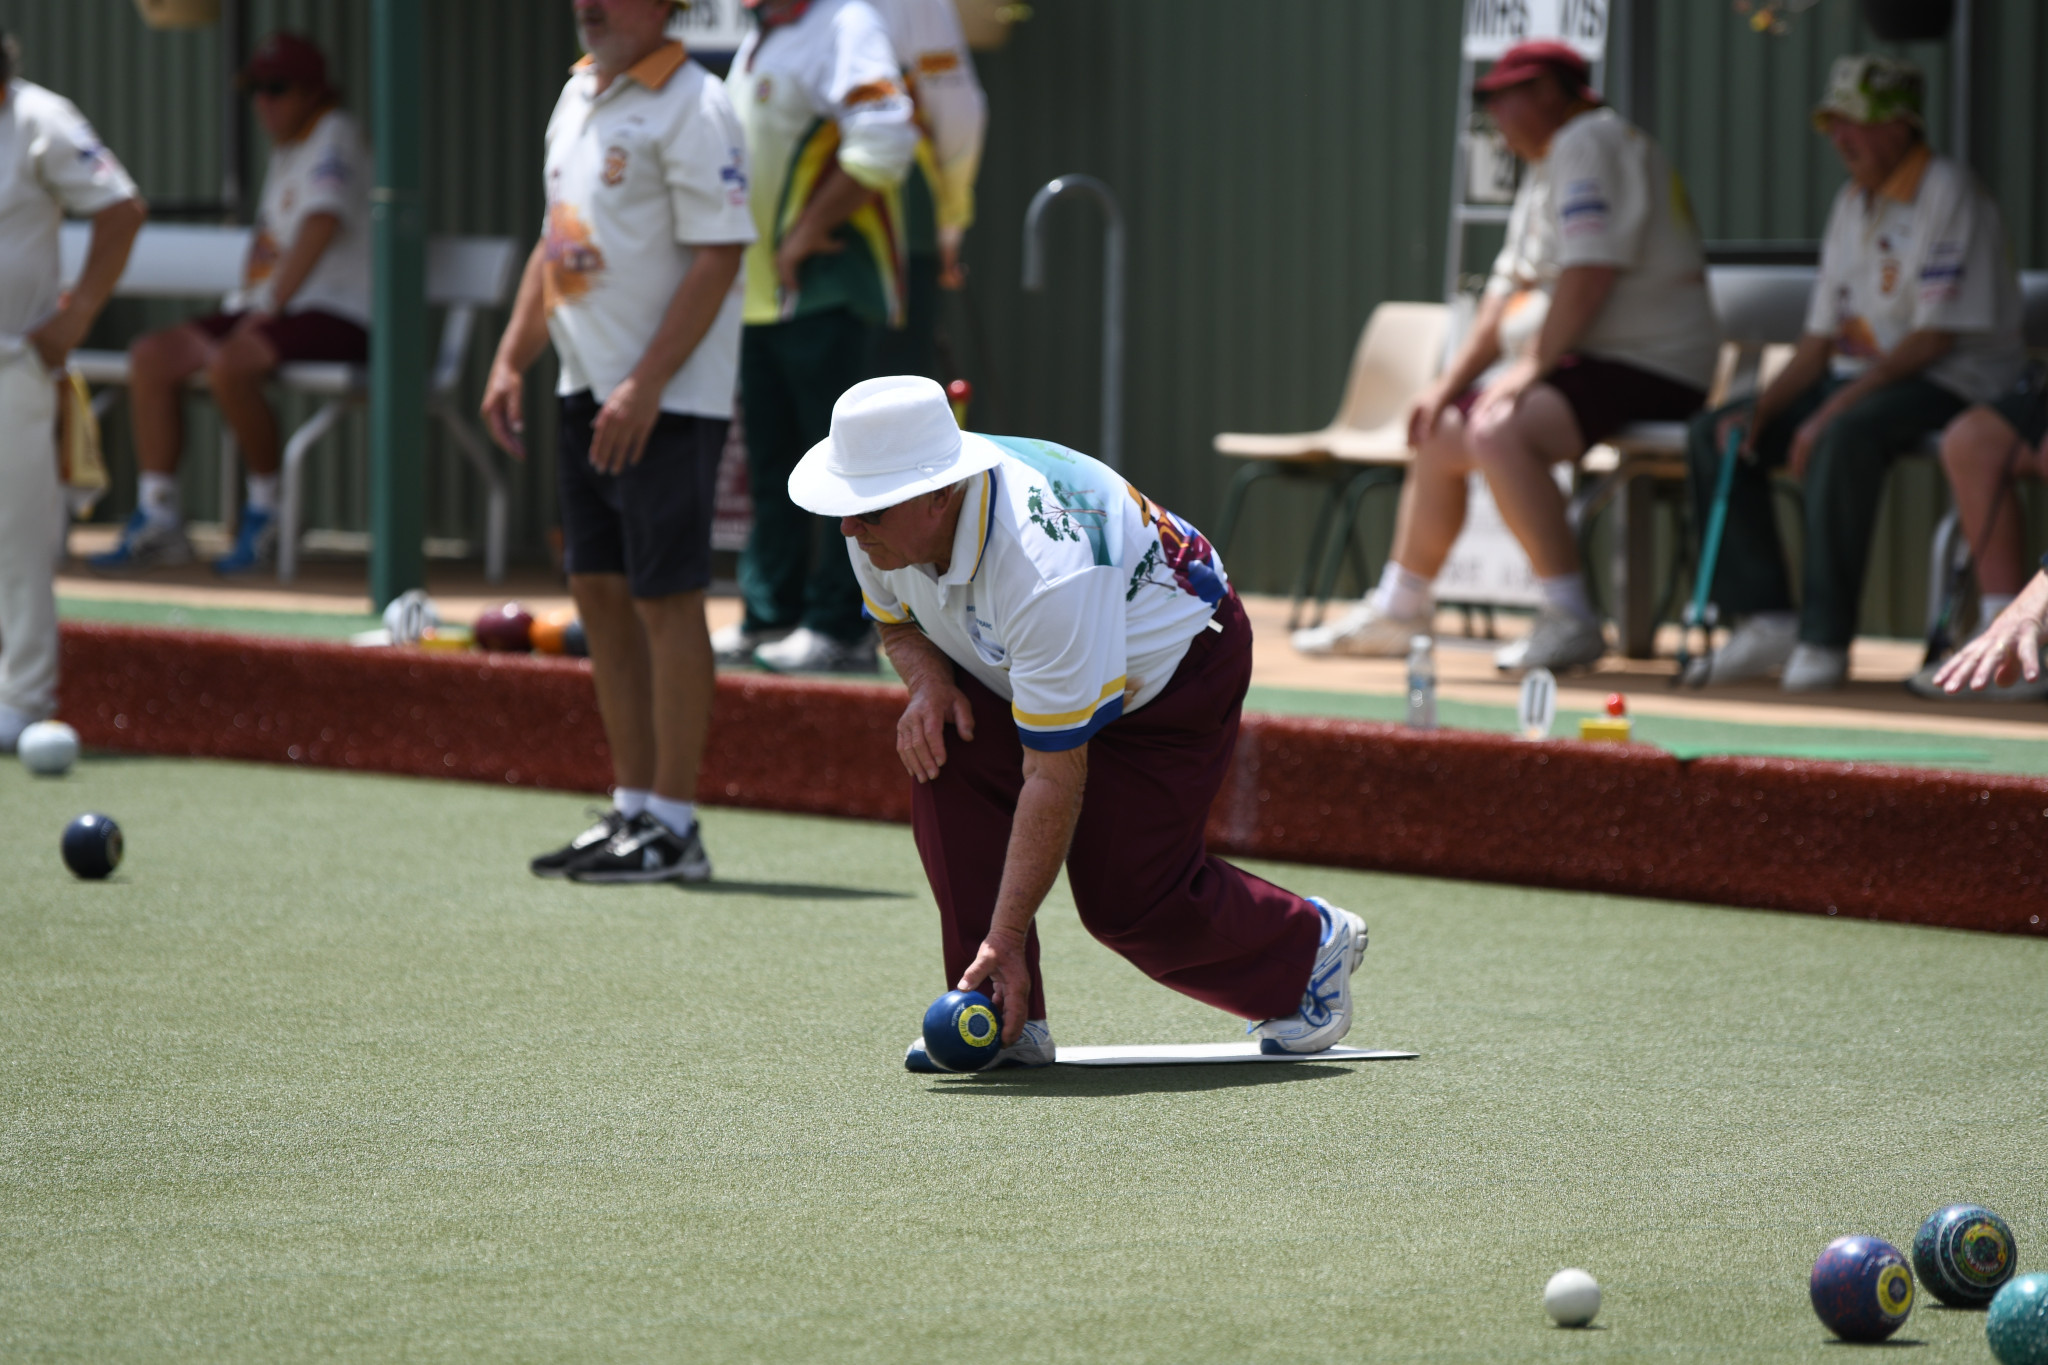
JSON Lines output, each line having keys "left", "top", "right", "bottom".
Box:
{"left": 671, "top": 0, "right": 753, "bottom": 53}
{"left": 1463, "top": 0, "right": 1609, "bottom": 61}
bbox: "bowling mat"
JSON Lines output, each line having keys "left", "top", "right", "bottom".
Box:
{"left": 1056, "top": 1043, "right": 1418, "bottom": 1067}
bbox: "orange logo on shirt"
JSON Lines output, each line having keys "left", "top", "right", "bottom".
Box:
{"left": 602, "top": 146, "right": 628, "bottom": 187}
{"left": 1879, "top": 257, "right": 1900, "bottom": 294}
{"left": 916, "top": 50, "right": 961, "bottom": 76}
{"left": 843, "top": 78, "right": 901, "bottom": 109}
{"left": 243, "top": 228, "right": 281, "bottom": 287}
{"left": 1836, "top": 315, "right": 1882, "bottom": 360}
{"left": 541, "top": 202, "right": 606, "bottom": 312}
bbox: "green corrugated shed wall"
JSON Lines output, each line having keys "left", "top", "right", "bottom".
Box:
{"left": 9, "top": 0, "right": 2046, "bottom": 635}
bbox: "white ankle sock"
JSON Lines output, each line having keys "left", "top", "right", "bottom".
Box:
{"left": 244, "top": 474, "right": 280, "bottom": 514}
{"left": 646, "top": 794, "right": 697, "bottom": 837}
{"left": 612, "top": 786, "right": 650, "bottom": 818}
{"left": 1981, "top": 593, "right": 2017, "bottom": 623}
{"left": 1369, "top": 562, "right": 1432, "bottom": 620}
{"left": 1537, "top": 572, "right": 1596, "bottom": 624}
{"left": 138, "top": 472, "right": 180, "bottom": 524}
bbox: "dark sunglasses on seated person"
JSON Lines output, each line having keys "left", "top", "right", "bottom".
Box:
{"left": 247, "top": 80, "right": 296, "bottom": 97}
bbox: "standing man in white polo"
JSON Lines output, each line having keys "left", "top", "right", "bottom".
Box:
{"left": 0, "top": 33, "right": 144, "bottom": 751}
{"left": 482, "top": 0, "right": 754, "bottom": 882}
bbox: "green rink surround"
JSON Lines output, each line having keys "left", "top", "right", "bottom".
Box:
{"left": 2, "top": 757, "right": 2044, "bottom": 1362}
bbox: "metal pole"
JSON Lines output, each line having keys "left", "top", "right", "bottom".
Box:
{"left": 1950, "top": 0, "right": 1972, "bottom": 168}
{"left": 1022, "top": 175, "right": 1126, "bottom": 470}
{"left": 368, "top": 0, "right": 427, "bottom": 609}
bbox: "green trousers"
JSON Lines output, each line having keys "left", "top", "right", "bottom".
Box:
{"left": 868, "top": 252, "right": 942, "bottom": 382}
{"left": 738, "top": 308, "right": 871, "bottom": 642}
{"left": 1685, "top": 374, "right": 1963, "bottom": 648}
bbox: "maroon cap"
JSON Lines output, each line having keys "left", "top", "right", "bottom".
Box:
{"left": 239, "top": 31, "right": 330, "bottom": 93}
{"left": 1474, "top": 40, "right": 1598, "bottom": 100}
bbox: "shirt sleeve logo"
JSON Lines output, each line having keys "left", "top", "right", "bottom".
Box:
{"left": 1559, "top": 177, "right": 1609, "bottom": 237}
{"left": 721, "top": 147, "right": 748, "bottom": 207}
{"left": 842, "top": 78, "right": 903, "bottom": 110}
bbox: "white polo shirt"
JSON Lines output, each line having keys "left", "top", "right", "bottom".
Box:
{"left": 227, "top": 106, "right": 372, "bottom": 325}
{"left": 1806, "top": 146, "right": 2025, "bottom": 405}
{"left": 1487, "top": 106, "right": 1719, "bottom": 391}
{"left": 543, "top": 42, "right": 756, "bottom": 418}
{"left": 0, "top": 80, "right": 137, "bottom": 346}
{"left": 872, "top": 0, "right": 986, "bottom": 234}
{"left": 852, "top": 438, "right": 1229, "bottom": 752}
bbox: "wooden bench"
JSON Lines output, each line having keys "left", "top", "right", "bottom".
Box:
{"left": 59, "top": 222, "right": 519, "bottom": 583}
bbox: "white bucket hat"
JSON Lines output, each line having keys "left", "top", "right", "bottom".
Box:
{"left": 787, "top": 375, "right": 1005, "bottom": 518}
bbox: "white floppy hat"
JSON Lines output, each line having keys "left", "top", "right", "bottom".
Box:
{"left": 788, "top": 375, "right": 1005, "bottom": 518}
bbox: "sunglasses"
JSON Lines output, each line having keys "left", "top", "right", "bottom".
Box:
{"left": 851, "top": 506, "right": 891, "bottom": 527}
{"left": 247, "top": 81, "right": 294, "bottom": 98}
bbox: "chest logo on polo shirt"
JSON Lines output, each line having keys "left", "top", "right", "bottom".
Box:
{"left": 755, "top": 77, "right": 773, "bottom": 103}
{"left": 540, "top": 202, "right": 606, "bottom": 311}
{"left": 602, "top": 146, "right": 629, "bottom": 187}
{"left": 1026, "top": 480, "right": 1105, "bottom": 545}
{"left": 964, "top": 601, "right": 1006, "bottom": 665}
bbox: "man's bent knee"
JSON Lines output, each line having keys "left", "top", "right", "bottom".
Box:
{"left": 1939, "top": 406, "right": 2018, "bottom": 475}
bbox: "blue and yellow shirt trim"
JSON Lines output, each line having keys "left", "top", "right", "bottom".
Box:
{"left": 1013, "top": 678, "right": 1125, "bottom": 752}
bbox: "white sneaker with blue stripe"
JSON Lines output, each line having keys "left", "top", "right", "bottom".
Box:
{"left": 1251, "top": 899, "right": 1368, "bottom": 1055}
{"left": 905, "top": 1017, "right": 1055, "bottom": 1073}
{"left": 89, "top": 510, "right": 193, "bottom": 571}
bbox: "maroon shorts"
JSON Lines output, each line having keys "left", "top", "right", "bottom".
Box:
{"left": 1457, "top": 353, "right": 1706, "bottom": 447}
{"left": 191, "top": 310, "right": 369, "bottom": 365}
{"left": 908, "top": 592, "right": 1323, "bottom": 1024}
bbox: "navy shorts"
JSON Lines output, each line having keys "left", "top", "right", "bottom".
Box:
{"left": 1458, "top": 353, "right": 1706, "bottom": 447}
{"left": 1990, "top": 371, "right": 2048, "bottom": 446}
{"left": 557, "top": 391, "right": 725, "bottom": 599}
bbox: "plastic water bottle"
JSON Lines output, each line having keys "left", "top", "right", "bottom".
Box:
{"left": 1405, "top": 634, "right": 1437, "bottom": 731}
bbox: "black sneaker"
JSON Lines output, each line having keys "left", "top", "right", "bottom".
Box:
{"left": 529, "top": 808, "right": 630, "bottom": 878}
{"left": 567, "top": 812, "right": 712, "bottom": 884}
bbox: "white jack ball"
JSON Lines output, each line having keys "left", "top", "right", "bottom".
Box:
{"left": 18, "top": 720, "right": 80, "bottom": 776}
{"left": 1544, "top": 1268, "right": 1601, "bottom": 1327}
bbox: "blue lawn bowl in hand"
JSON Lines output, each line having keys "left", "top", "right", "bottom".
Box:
{"left": 1988, "top": 1274, "right": 2048, "bottom": 1365}
{"left": 1811, "top": 1235, "right": 1914, "bottom": 1342}
{"left": 921, "top": 990, "right": 1003, "bottom": 1072}
{"left": 1913, "top": 1203, "right": 2017, "bottom": 1307}
{"left": 61, "top": 813, "right": 123, "bottom": 880}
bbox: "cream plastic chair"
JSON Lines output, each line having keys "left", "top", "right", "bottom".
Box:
{"left": 1212, "top": 302, "right": 1449, "bottom": 626}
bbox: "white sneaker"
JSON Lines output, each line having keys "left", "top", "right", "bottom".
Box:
{"left": 905, "top": 1017, "right": 1056, "bottom": 1073}
{"left": 1252, "top": 899, "right": 1369, "bottom": 1055}
{"left": 88, "top": 509, "right": 193, "bottom": 571}
{"left": 753, "top": 626, "right": 878, "bottom": 674}
{"left": 711, "top": 620, "right": 791, "bottom": 666}
{"left": 1781, "top": 642, "right": 1848, "bottom": 693}
{"left": 1683, "top": 612, "right": 1798, "bottom": 686}
{"left": 1492, "top": 634, "right": 1530, "bottom": 671}
{"left": 1292, "top": 601, "right": 1431, "bottom": 658}
{"left": 1510, "top": 606, "right": 1606, "bottom": 672}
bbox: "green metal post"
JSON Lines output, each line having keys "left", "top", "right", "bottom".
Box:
{"left": 367, "top": 0, "right": 426, "bottom": 609}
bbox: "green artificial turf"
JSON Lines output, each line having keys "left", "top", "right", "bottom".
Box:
{"left": 58, "top": 596, "right": 381, "bottom": 642}
{"left": 3, "top": 758, "right": 2044, "bottom": 1363}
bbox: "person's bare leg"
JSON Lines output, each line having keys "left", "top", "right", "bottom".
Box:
{"left": 204, "top": 322, "right": 283, "bottom": 476}
{"left": 127, "top": 324, "right": 211, "bottom": 476}
{"left": 635, "top": 589, "right": 714, "bottom": 804}
{"left": 1465, "top": 384, "right": 1586, "bottom": 578}
{"left": 1386, "top": 409, "right": 1477, "bottom": 579}
{"left": 1939, "top": 406, "right": 2030, "bottom": 596}
{"left": 572, "top": 572, "right": 656, "bottom": 793}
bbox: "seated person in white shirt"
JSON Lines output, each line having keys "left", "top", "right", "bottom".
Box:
{"left": 1296, "top": 40, "right": 1716, "bottom": 674}
{"left": 1682, "top": 55, "right": 2026, "bottom": 692}
{"left": 94, "top": 32, "right": 372, "bottom": 575}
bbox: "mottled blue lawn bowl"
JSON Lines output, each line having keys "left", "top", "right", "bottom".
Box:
{"left": 1988, "top": 1274, "right": 2048, "bottom": 1365}
{"left": 1913, "top": 1204, "right": 2017, "bottom": 1307}
{"left": 1811, "top": 1235, "right": 1914, "bottom": 1342}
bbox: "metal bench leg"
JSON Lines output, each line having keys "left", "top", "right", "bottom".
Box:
{"left": 218, "top": 428, "right": 240, "bottom": 537}
{"left": 1287, "top": 480, "right": 1344, "bottom": 632}
{"left": 1925, "top": 506, "right": 1965, "bottom": 642}
{"left": 276, "top": 401, "right": 349, "bottom": 585}
{"left": 1214, "top": 461, "right": 1285, "bottom": 557}
{"left": 1311, "top": 468, "right": 1403, "bottom": 625}
{"left": 432, "top": 395, "right": 508, "bottom": 584}
{"left": 1610, "top": 473, "right": 1658, "bottom": 659}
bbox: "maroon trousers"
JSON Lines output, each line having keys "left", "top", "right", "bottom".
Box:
{"left": 909, "top": 593, "right": 1321, "bottom": 1023}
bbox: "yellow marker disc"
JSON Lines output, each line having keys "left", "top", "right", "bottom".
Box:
{"left": 957, "top": 1004, "right": 998, "bottom": 1048}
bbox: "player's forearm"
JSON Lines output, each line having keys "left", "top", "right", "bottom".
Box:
{"left": 988, "top": 747, "right": 1088, "bottom": 945}
{"left": 792, "top": 164, "right": 876, "bottom": 245}
{"left": 1530, "top": 265, "right": 1617, "bottom": 374}
{"left": 880, "top": 622, "right": 953, "bottom": 691}
{"left": 67, "top": 198, "right": 146, "bottom": 321}
{"left": 265, "top": 212, "right": 341, "bottom": 311}
{"left": 1754, "top": 335, "right": 1833, "bottom": 430}
{"left": 624, "top": 244, "right": 743, "bottom": 393}
{"left": 1828, "top": 328, "right": 1955, "bottom": 411}
{"left": 493, "top": 244, "right": 553, "bottom": 375}
{"left": 1445, "top": 291, "right": 1510, "bottom": 391}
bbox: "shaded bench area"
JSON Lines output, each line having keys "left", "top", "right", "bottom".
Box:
{"left": 60, "top": 223, "right": 518, "bottom": 583}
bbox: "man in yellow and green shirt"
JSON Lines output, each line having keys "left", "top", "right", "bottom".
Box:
{"left": 719, "top": 0, "right": 917, "bottom": 673}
